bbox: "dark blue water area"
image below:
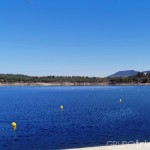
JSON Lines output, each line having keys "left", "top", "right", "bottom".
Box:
{"left": 0, "top": 86, "right": 150, "bottom": 150}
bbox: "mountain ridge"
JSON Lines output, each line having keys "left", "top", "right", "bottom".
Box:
{"left": 109, "top": 70, "right": 150, "bottom": 77}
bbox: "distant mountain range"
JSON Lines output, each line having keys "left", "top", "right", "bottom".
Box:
{"left": 109, "top": 70, "right": 150, "bottom": 77}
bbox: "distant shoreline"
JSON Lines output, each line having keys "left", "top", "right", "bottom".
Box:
{"left": 0, "top": 73, "right": 150, "bottom": 86}
{"left": 0, "top": 82, "right": 150, "bottom": 86}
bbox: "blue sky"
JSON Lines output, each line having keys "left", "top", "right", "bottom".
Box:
{"left": 0, "top": 0, "right": 150, "bottom": 77}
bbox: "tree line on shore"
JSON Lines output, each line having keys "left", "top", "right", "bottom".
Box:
{"left": 109, "top": 73, "right": 150, "bottom": 84}
{"left": 0, "top": 73, "right": 150, "bottom": 84}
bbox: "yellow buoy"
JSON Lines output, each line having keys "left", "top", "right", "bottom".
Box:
{"left": 12, "top": 122, "right": 17, "bottom": 128}
{"left": 60, "top": 105, "right": 64, "bottom": 110}
{"left": 119, "top": 99, "right": 122, "bottom": 103}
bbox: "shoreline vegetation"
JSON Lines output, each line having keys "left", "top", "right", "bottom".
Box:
{"left": 1, "top": 82, "right": 150, "bottom": 86}
{"left": 0, "top": 72, "right": 150, "bottom": 86}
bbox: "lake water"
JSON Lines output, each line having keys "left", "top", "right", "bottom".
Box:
{"left": 0, "top": 86, "right": 150, "bottom": 150}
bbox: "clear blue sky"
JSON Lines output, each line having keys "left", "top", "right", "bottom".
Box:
{"left": 0, "top": 0, "right": 150, "bottom": 77}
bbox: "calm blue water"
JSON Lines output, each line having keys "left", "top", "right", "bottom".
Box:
{"left": 0, "top": 86, "right": 150, "bottom": 150}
